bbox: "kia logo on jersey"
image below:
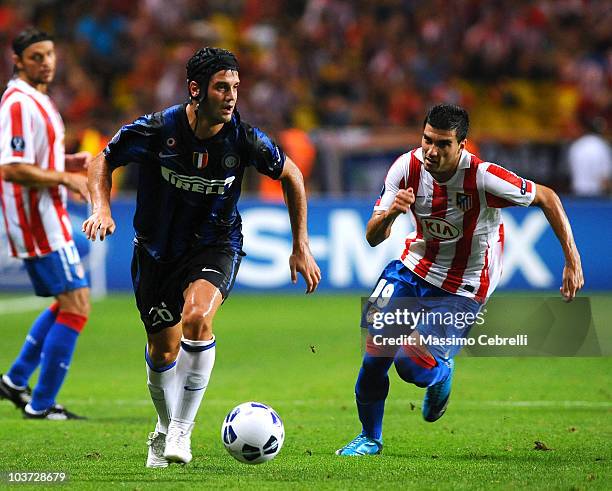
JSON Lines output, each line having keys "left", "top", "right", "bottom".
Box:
{"left": 421, "top": 217, "right": 460, "bottom": 240}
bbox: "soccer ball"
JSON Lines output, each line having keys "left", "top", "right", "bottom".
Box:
{"left": 221, "top": 401, "right": 284, "bottom": 464}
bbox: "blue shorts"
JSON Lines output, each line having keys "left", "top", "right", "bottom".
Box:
{"left": 24, "top": 243, "right": 89, "bottom": 297}
{"left": 363, "top": 260, "right": 481, "bottom": 359}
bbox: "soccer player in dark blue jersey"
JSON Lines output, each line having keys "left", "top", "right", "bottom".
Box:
{"left": 82, "top": 47, "right": 321, "bottom": 467}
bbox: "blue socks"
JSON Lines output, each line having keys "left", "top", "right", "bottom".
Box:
{"left": 29, "top": 311, "right": 87, "bottom": 412}
{"left": 355, "top": 350, "right": 449, "bottom": 439}
{"left": 7, "top": 303, "right": 59, "bottom": 388}
{"left": 355, "top": 354, "right": 393, "bottom": 440}
{"left": 356, "top": 398, "right": 386, "bottom": 440}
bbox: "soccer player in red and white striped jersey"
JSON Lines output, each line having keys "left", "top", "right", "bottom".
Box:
{"left": 337, "top": 103, "right": 584, "bottom": 456}
{"left": 0, "top": 28, "right": 92, "bottom": 420}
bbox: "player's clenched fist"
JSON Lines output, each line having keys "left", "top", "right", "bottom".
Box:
{"left": 82, "top": 210, "right": 116, "bottom": 241}
{"left": 388, "top": 188, "right": 415, "bottom": 217}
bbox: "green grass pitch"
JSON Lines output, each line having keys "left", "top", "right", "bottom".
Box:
{"left": 0, "top": 293, "right": 610, "bottom": 489}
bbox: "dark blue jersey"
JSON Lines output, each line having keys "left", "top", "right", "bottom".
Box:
{"left": 104, "top": 104, "right": 285, "bottom": 261}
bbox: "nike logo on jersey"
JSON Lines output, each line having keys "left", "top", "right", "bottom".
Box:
{"left": 158, "top": 152, "right": 181, "bottom": 158}
{"left": 201, "top": 267, "right": 222, "bottom": 275}
{"left": 161, "top": 166, "right": 236, "bottom": 194}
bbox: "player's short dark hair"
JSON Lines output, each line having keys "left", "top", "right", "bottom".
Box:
{"left": 423, "top": 104, "right": 469, "bottom": 142}
{"left": 186, "top": 47, "right": 239, "bottom": 101}
{"left": 12, "top": 27, "right": 53, "bottom": 57}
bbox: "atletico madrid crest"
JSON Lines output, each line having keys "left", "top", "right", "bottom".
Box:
{"left": 456, "top": 192, "right": 473, "bottom": 212}
{"left": 193, "top": 151, "right": 208, "bottom": 169}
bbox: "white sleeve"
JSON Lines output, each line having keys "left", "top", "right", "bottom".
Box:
{"left": 0, "top": 96, "right": 36, "bottom": 166}
{"left": 481, "top": 162, "right": 536, "bottom": 208}
{"left": 373, "top": 153, "right": 410, "bottom": 211}
{"left": 601, "top": 142, "right": 612, "bottom": 179}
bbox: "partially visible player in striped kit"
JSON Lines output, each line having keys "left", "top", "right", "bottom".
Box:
{"left": 336, "top": 103, "right": 584, "bottom": 456}
{"left": 0, "top": 28, "right": 91, "bottom": 420}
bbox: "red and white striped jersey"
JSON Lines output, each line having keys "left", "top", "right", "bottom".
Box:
{"left": 0, "top": 78, "right": 72, "bottom": 258}
{"left": 374, "top": 147, "right": 536, "bottom": 301}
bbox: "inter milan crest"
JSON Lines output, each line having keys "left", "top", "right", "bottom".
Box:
{"left": 456, "top": 192, "right": 473, "bottom": 212}
{"left": 193, "top": 151, "right": 208, "bottom": 170}
{"left": 222, "top": 153, "right": 239, "bottom": 170}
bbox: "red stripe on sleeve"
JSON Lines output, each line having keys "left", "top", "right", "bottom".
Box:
{"left": 9, "top": 102, "right": 24, "bottom": 157}
{"left": 441, "top": 161, "right": 481, "bottom": 292}
{"left": 486, "top": 163, "right": 524, "bottom": 189}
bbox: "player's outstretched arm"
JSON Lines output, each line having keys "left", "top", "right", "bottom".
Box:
{"left": 532, "top": 184, "right": 584, "bottom": 301}
{"left": 65, "top": 151, "right": 92, "bottom": 172}
{"left": 1, "top": 162, "right": 90, "bottom": 202}
{"left": 82, "top": 152, "right": 116, "bottom": 241}
{"left": 365, "top": 188, "right": 415, "bottom": 247}
{"left": 279, "top": 157, "right": 321, "bottom": 293}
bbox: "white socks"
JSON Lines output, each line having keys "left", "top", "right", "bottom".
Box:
{"left": 146, "top": 336, "right": 216, "bottom": 435}
{"left": 146, "top": 354, "right": 177, "bottom": 434}
{"left": 172, "top": 336, "right": 216, "bottom": 425}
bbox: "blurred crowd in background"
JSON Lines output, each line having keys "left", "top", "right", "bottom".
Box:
{"left": 0, "top": 0, "right": 610, "bottom": 196}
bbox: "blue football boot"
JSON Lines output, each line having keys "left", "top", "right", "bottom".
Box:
{"left": 335, "top": 432, "right": 383, "bottom": 456}
{"left": 422, "top": 358, "right": 454, "bottom": 422}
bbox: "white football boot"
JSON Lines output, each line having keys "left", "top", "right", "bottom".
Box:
{"left": 146, "top": 430, "right": 169, "bottom": 468}
{"left": 164, "top": 421, "right": 194, "bottom": 464}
